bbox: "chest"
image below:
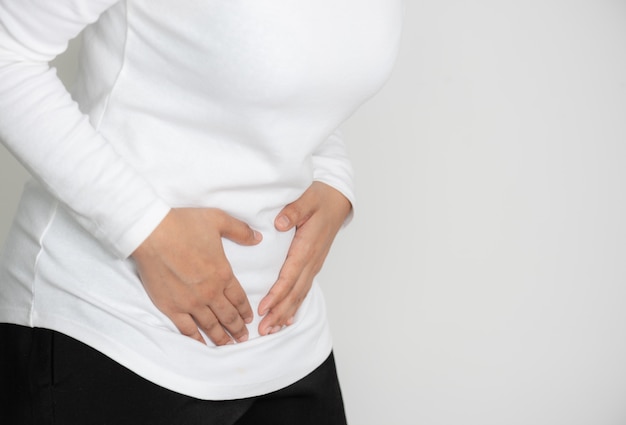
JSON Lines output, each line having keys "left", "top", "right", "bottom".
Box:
{"left": 125, "top": 0, "right": 404, "bottom": 104}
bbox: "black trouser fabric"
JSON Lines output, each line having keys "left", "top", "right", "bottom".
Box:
{"left": 0, "top": 323, "right": 347, "bottom": 425}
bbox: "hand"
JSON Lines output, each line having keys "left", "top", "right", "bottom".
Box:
{"left": 131, "top": 208, "right": 262, "bottom": 345}
{"left": 258, "top": 181, "right": 352, "bottom": 335}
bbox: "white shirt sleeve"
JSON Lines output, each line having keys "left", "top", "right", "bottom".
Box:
{"left": 0, "top": 0, "right": 171, "bottom": 258}
{"left": 312, "top": 128, "right": 356, "bottom": 225}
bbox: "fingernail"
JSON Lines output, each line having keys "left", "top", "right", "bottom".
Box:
{"left": 253, "top": 230, "right": 263, "bottom": 241}
{"left": 271, "top": 326, "right": 281, "bottom": 334}
{"left": 259, "top": 297, "right": 272, "bottom": 316}
{"left": 238, "top": 334, "right": 249, "bottom": 343}
{"left": 244, "top": 316, "right": 253, "bottom": 324}
{"left": 287, "top": 317, "right": 294, "bottom": 326}
{"left": 277, "top": 215, "right": 290, "bottom": 230}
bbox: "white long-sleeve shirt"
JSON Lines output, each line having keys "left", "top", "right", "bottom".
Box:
{"left": 0, "top": 0, "right": 403, "bottom": 399}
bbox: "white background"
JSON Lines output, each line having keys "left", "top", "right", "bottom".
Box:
{"left": 3, "top": 1, "right": 626, "bottom": 424}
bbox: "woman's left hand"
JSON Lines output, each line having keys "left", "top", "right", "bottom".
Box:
{"left": 258, "top": 181, "right": 352, "bottom": 335}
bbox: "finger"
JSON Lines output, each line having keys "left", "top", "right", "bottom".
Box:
{"left": 223, "top": 276, "right": 254, "bottom": 325}
{"left": 258, "top": 273, "right": 312, "bottom": 335}
{"left": 275, "top": 187, "right": 320, "bottom": 232}
{"left": 258, "top": 248, "right": 307, "bottom": 316}
{"left": 171, "top": 312, "right": 207, "bottom": 344}
{"left": 207, "top": 297, "right": 250, "bottom": 343}
{"left": 259, "top": 311, "right": 295, "bottom": 335}
{"left": 207, "top": 246, "right": 254, "bottom": 323}
{"left": 259, "top": 223, "right": 316, "bottom": 315}
{"left": 217, "top": 211, "right": 263, "bottom": 246}
{"left": 191, "top": 304, "right": 240, "bottom": 346}
{"left": 259, "top": 310, "right": 285, "bottom": 336}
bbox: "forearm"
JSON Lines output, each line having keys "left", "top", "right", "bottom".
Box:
{"left": 0, "top": 0, "right": 170, "bottom": 257}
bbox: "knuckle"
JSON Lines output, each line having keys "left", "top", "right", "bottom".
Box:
{"left": 293, "top": 296, "right": 305, "bottom": 309}
{"left": 155, "top": 301, "right": 175, "bottom": 314}
{"left": 270, "top": 314, "right": 286, "bottom": 326}
{"left": 220, "top": 311, "right": 240, "bottom": 327}
{"left": 229, "top": 325, "right": 246, "bottom": 339}
{"left": 200, "top": 318, "right": 220, "bottom": 334}
{"left": 185, "top": 297, "right": 203, "bottom": 310}
{"left": 214, "top": 265, "right": 234, "bottom": 283}
{"left": 177, "top": 321, "right": 199, "bottom": 337}
{"left": 269, "top": 304, "right": 288, "bottom": 320}
{"left": 201, "top": 286, "right": 220, "bottom": 301}
{"left": 212, "top": 333, "right": 233, "bottom": 346}
{"left": 285, "top": 204, "right": 303, "bottom": 219}
{"left": 231, "top": 295, "right": 249, "bottom": 310}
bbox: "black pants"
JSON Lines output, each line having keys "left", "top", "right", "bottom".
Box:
{"left": 0, "top": 324, "right": 347, "bottom": 425}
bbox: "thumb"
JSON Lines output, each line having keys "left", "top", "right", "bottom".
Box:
{"left": 219, "top": 212, "right": 263, "bottom": 246}
{"left": 275, "top": 189, "right": 319, "bottom": 232}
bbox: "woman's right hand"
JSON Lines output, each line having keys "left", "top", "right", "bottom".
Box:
{"left": 131, "top": 208, "right": 262, "bottom": 346}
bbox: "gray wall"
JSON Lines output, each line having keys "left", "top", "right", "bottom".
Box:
{"left": 3, "top": 2, "right": 626, "bottom": 424}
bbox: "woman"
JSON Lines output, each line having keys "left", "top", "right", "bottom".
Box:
{"left": 0, "top": 1, "right": 404, "bottom": 423}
